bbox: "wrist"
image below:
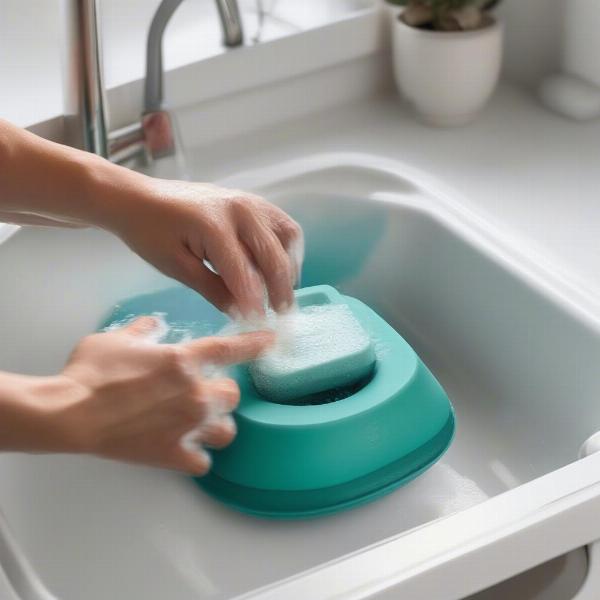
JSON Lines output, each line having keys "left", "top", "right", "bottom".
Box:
{"left": 0, "top": 120, "right": 155, "bottom": 230}
{"left": 81, "top": 155, "right": 158, "bottom": 234}
{"left": 0, "top": 373, "right": 75, "bottom": 453}
{"left": 34, "top": 374, "right": 92, "bottom": 454}
{"left": 0, "top": 373, "right": 91, "bottom": 454}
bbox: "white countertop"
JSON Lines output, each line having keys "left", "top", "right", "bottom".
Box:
{"left": 185, "top": 81, "right": 600, "bottom": 317}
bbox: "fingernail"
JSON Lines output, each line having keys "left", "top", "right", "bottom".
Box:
{"left": 287, "top": 236, "right": 305, "bottom": 287}
{"left": 245, "top": 309, "right": 260, "bottom": 322}
{"left": 226, "top": 305, "right": 242, "bottom": 321}
{"left": 145, "top": 313, "right": 169, "bottom": 343}
{"left": 227, "top": 304, "right": 266, "bottom": 324}
{"left": 222, "top": 415, "right": 237, "bottom": 435}
{"left": 199, "top": 449, "right": 212, "bottom": 469}
{"left": 180, "top": 428, "right": 201, "bottom": 451}
{"left": 214, "top": 398, "right": 232, "bottom": 416}
{"left": 204, "top": 394, "right": 229, "bottom": 421}
{"left": 275, "top": 299, "right": 297, "bottom": 314}
{"left": 275, "top": 300, "right": 289, "bottom": 313}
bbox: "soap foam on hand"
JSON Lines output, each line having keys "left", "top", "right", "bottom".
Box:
{"left": 239, "top": 303, "right": 376, "bottom": 404}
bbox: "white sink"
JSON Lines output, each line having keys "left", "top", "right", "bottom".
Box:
{"left": 0, "top": 154, "right": 599, "bottom": 599}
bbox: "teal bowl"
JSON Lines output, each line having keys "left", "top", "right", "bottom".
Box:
{"left": 100, "top": 284, "right": 454, "bottom": 519}
{"left": 197, "top": 285, "right": 455, "bottom": 519}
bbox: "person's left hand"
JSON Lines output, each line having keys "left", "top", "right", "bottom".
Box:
{"left": 104, "top": 179, "right": 303, "bottom": 319}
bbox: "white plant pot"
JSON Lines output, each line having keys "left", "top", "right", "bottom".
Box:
{"left": 391, "top": 11, "right": 504, "bottom": 126}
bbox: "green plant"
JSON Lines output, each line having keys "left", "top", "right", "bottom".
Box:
{"left": 387, "top": 0, "right": 501, "bottom": 31}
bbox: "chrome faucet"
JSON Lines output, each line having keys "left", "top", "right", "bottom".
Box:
{"left": 63, "top": 0, "right": 244, "bottom": 165}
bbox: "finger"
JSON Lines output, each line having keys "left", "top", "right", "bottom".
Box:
{"left": 275, "top": 218, "right": 304, "bottom": 287}
{"left": 203, "top": 231, "right": 265, "bottom": 319}
{"left": 117, "top": 316, "right": 162, "bottom": 337}
{"left": 239, "top": 221, "right": 294, "bottom": 313}
{"left": 167, "top": 250, "right": 235, "bottom": 313}
{"left": 200, "top": 416, "right": 237, "bottom": 449}
{"left": 181, "top": 330, "right": 275, "bottom": 365}
{"left": 202, "top": 378, "right": 241, "bottom": 413}
{"left": 274, "top": 217, "right": 302, "bottom": 247}
{"left": 170, "top": 445, "right": 212, "bottom": 476}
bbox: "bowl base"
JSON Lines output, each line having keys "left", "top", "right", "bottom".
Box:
{"left": 195, "top": 413, "right": 455, "bottom": 520}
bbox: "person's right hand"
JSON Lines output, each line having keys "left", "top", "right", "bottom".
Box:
{"left": 45, "top": 316, "right": 274, "bottom": 474}
{"left": 102, "top": 179, "right": 304, "bottom": 319}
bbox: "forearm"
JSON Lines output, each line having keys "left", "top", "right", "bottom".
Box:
{"left": 0, "top": 371, "right": 80, "bottom": 453}
{"left": 0, "top": 119, "right": 151, "bottom": 229}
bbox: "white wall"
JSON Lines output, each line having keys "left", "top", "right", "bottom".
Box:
{"left": 497, "top": 0, "right": 565, "bottom": 86}
{"left": 0, "top": 0, "right": 566, "bottom": 129}
{"left": 0, "top": 0, "right": 62, "bottom": 126}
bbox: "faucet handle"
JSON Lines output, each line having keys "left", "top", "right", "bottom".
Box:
{"left": 142, "top": 110, "right": 176, "bottom": 159}
{"left": 106, "top": 110, "right": 175, "bottom": 166}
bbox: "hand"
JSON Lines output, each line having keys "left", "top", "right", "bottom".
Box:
{"left": 41, "top": 317, "right": 274, "bottom": 474}
{"left": 106, "top": 179, "right": 304, "bottom": 319}
{"left": 0, "top": 121, "right": 303, "bottom": 317}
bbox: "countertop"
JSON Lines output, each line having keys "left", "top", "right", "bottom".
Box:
{"left": 187, "top": 81, "right": 600, "bottom": 318}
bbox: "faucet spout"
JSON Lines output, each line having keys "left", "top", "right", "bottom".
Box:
{"left": 62, "top": 0, "right": 245, "bottom": 164}
{"left": 215, "top": 0, "right": 244, "bottom": 47}
{"left": 145, "top": 0, "right": 244, "bottom": 114}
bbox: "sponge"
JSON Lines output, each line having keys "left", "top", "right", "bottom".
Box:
{"left": 249, "top": 300, "right": 376, "bottom": 404}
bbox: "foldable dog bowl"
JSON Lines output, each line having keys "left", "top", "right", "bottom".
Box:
{"left": 198, "top": 285, "right": 455, "bottom": 519}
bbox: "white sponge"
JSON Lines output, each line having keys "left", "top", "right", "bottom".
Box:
{"left": 249, "top": 303, "right": 375, "bottom": 403}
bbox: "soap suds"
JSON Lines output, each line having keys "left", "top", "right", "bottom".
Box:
{"left": 222, "top": 303, "right": 374, "bottom": 402}
{"left": 253, "top": 304, "right": 371, "bottom": 373}
{"left": 103, "top": 313, "right": 216, "bottom": 344}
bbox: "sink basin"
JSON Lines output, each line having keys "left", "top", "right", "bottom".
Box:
{"left": 0, "top": 154, "right": 599, "bottom": 599}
